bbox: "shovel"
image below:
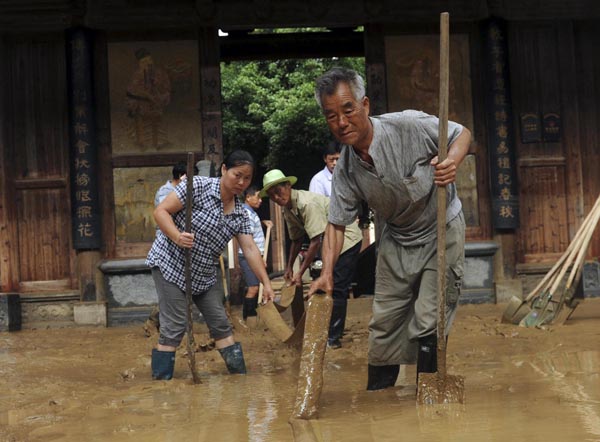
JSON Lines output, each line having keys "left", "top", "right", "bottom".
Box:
{"left": 184, "top": 152, "right": 201, "bottom": 384}
{"left": 277, "top": 283, "right": 297, "bottom": 308}
{"left": 291, "top": 289, "right": 333, "bottom": 419}
{"left": 257, "top": 301, "right": 294, "bottom": 341}
{"left": 503, "top": 194, "right": 600, "bottom": 325}
{"left": 255, "top": 301, "right": 305, "bottom": 349}
{"left": 416, "top": 12, "right": 465, "bottom": 405}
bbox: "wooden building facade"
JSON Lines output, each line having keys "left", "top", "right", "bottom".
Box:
{"left": 1, "top": 1, "right": 600, "bottom": 312}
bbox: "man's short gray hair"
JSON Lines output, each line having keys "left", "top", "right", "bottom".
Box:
{"left": 314, "top": 67, "right": 365, "bottom": 110}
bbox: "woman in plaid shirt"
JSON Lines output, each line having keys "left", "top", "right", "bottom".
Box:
{"left": 147, "top": 150, "right": 275, "bottom": 380}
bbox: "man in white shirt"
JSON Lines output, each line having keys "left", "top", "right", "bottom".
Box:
{"left": 308, "top": 141, "right": 341, "bottom": 197}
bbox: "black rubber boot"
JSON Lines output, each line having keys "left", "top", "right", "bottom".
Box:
{"left": 218, "top": 342, "right": 247, "bottom": 374}
{"left": 366, "top": 364, "right": 400, "bottom": 391}
{"left": 151, "top": 349, "right": 175, "bottom": 380}
{"left": 242, "top": 297, "right": 257, "bottom": 320}
{"left": 328, "top": 300, "right": 347, "bottom": 349}
{"left": 416, "top": 334, "right": 438, "bottom": 383}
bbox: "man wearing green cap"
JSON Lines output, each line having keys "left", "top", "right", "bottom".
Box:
{"left": 261, "top": 169, "right": 362, "bottom": 348}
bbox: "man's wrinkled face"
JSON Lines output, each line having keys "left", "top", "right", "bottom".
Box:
{"left": 321, "top": 82, "right": 371, "bottom": 148}
{"left": 266, "top": 182, "right": 292, "bottom": 208}
{"left": 324, "top": 153, "right": 340, "bottom": 173}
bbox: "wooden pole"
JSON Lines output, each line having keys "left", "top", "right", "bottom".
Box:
{"left": 257, "top": 225, "right": 272, "bottom": 305}
{"left": 436, "top": 11, "right": 450, "bottom": 378}
{"left": 185, "top": 152, "right": 201, "bottom": 384}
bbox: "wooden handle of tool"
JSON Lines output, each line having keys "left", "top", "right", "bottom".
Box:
{"left": 185, "top": 152, "right": 194, "bottom": 296}
{"left": 436, "top": 12, "right": 450, "bottom": 377}
{"left": 524, "top": 197, "right": 600, "bottom": 302}
{"left": 258, "top": 225, "right": 272, "bottom": 305}
{"left": 219, "top": 255, "right": 228, "bottom": 297}
{"left": 185, "top": 151, "right": 200, "bottom": 384}
{"left": 548, "top": 219, "right": 592, "bottom": 296}
{"left": 565, "top": 200, "right": 600, "bottom": 289}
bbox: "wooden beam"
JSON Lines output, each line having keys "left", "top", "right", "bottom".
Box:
{"left": 0, "top": 37, "right": 19, "bottom": 291}
{"left": 199, "top": 26, "right": 223, "bottom": 167}
{"left": 220, "top": 30, "right": 363, "bottom": 61}
{"left": 93, "top": 30, "right": 116, "bottom": 258}
{"left": 111, "top": 153, "right": 195, "bottom": 168}
{"left": 13, "top": 178, "right": 67, "bottom": 189}
{"left": 364, "top": 23, "right": 387, "bottom": 116}
{"left": 1, "top": 0, "right": 599, "bottom": 33}
{"left": 557, "top": 22, "right": 585, "bottom": 241}
{"left": 270, "top": 200, "right": 286, "bottom": 273}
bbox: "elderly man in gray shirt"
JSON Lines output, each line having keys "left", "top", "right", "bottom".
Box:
{"left": 309, "top": 67, "right": 471, "bottom": 391}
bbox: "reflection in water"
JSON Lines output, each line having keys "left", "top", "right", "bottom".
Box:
{"left": 530, "top": 350, "right": 600, "bottom": 439}
{"left": 247, "top": 375, "right": 278, "bottom": 442}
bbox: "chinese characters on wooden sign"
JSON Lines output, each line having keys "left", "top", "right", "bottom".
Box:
{"left": 200, "top": 65, "right": 222, "bottom": 169}
{"left": 520, "top": 112, "right": 561, "bottom": 143}
{"left": 519, "top": 112, "right": 541, "bottom": 143}
{"left": 542, "top": 112, "right": 561, "bottom": 142}
{"left": 67, "top": 28, "right": 101, "bottom": 249}
{"left": 485, "top": 19, "right": 519, "bottom": 229}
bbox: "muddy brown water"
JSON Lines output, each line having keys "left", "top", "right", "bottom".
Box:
{"left": 1, "top": 298, "right": 599, "bottom": 442}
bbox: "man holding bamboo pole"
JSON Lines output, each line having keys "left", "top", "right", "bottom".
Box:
{"left": 309, "top": 67, "right": 471, "bottom": 390}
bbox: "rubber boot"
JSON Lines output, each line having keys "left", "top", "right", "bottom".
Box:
{"left": 218, "top": 342, "right": 247, "bottom": 374}
{"left": 151, "top": 349, "right": 175, "bottom": 380}
{"left": 366, "top": 364, "right": 400, "bottom": 391}
{"left": 416, "top": 334, "right": 438, "bottom": 384}
{"left": 242, "top": 297, "right": 257, "bottom": 320}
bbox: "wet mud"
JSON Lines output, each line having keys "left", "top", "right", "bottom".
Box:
{"left": 1, "top": 297, "right": 600, "bottom": 441}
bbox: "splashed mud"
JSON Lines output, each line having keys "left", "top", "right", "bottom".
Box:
{"left": 1, "top": 298, "right": 599, "bottom": 441}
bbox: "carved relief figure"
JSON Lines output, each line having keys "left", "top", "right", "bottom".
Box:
{"left": 126, "top": 48, "right": 172, "bottom": 150}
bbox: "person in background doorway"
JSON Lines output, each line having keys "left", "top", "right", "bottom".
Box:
{"left": 309, "top": 140, "right": 341, "bottom": 197}
{"left": 238, "top": 184, "right": 273, "bottom": 323}
{"left": 309, "top": 67, "right": 471, "bottom": 390}
{"left": 261, "top": 169, "right": 362, "bottom": 349}
{"left": 146, "top": 150, "right": 274, "bottom": 380}
{"left": 154, "top": 161, "right": 199, "bottom": 207}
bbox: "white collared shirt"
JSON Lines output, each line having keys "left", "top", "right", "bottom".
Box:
{"left": 308, "top": 165, "right": 333, "bottom": 197}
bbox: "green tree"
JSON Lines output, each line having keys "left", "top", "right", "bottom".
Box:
{"left": 221, "top": 57, "right": 364, "bottom": 189}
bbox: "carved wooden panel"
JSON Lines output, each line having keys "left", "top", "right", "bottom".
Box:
{"left": 16, "top": 188, "right": 72, "bottom": 286}
{"left": 518, "top": 166, "right": 569, "bottom": 262}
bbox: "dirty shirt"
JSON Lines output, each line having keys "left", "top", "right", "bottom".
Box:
{"left": 146, "top": 176, "right": 251, "bottom": 293}
{"left": 283, "top": 189, "right": 362, "bottom": 255}
{"left": 329, "top": 110, "right": 464, "bottom": 246}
